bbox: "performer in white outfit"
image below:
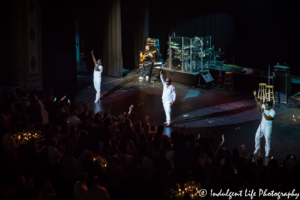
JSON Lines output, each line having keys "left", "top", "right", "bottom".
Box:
{"left": 160, "top": 70, "right": 176, "bottom": 127}
{"left": 253, "top": 90, "right": 276, "bottom": 157}
{"left": 91, "top": 50, "right": 103, "bottom": 102}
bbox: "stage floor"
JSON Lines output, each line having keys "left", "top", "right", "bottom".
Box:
{"left": 75, "top": 70, "right": 300, "bottom": 168}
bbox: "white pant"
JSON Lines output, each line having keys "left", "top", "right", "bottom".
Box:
{"left": 254, "top": 124, "right": 272, "bottom": 155}
{"left": 163, "top": 100, "right": 172, "bottom": 124}
{"left": 93, "top": 78, "right": 101, "bottom": 101}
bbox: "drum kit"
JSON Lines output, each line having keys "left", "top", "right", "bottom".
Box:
{"left": 167, "top": 40, "right": 223, "bottom": 72}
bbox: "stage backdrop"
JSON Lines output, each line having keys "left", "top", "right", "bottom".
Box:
{"left": 149, "top": 0, "right": 300, "bottom": 75}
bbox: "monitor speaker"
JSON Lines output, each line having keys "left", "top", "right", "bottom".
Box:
{"left": 273, "top": 74, "right": 291, "bottom": 104}
{"left": 200, "top": 72, "right": 214, "bottom": 83}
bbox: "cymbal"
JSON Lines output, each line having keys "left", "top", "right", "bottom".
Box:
{"left": 168, "top": 42, "right": 180, "bottom": 45}
{"left": 171, "top": 46, "right": 180, "bottom": 49}
{"left": 183, "top": 45, "right": 195, "bottom": 49}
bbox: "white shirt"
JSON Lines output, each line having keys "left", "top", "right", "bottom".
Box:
{"left": 261, "top": 104, "right": 276, "bottom": 128}
{"left": 160, "top": 75, "right": 176, "bottom": 103}
{"left": 93, "top": 64, "right": 103, "bottom": 79}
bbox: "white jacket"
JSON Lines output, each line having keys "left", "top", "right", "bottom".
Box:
{"left": 160, "top": 75, "right": 176, "bottom": 103}
{"left": 93, "top": 64, "right": 103, "bottom": 80}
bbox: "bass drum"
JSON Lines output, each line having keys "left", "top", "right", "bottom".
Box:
{"left": 172, "top": 58, "right": 181, "bottom": 69}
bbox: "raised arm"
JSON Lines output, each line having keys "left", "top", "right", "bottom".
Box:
{"left": 34, "top": 94, "right": 44, "bottom": 108}
{"left": 160, "top": 70, "right": 166, "bottom": 85}
{"left": 214, "top": 134, "right": 225, "bottom": 160}
{"left": 253, "top": 90, "right": 262, "bottom": 108}
{"left": 126, "top": 105, "right": 134, "bottom": 119}
{"left": 91, "top": 50, "right": 96, "bottom": 64}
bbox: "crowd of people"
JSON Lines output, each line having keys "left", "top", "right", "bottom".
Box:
{"left": 0, "top": 87, "right": 300, "bottom": 200}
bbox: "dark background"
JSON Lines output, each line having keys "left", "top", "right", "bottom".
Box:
{"left": 77, "top": 0, "right": 300, "bottom": 75}
{"left": 148, "top": 0, "right": 300, "bottom": 74}
{"left": 1, "top": 0, "right": 300, "bottom": 93}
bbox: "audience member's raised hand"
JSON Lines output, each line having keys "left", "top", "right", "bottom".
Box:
{"left": 222, "top": 134, "right": 225, "bottom": 143}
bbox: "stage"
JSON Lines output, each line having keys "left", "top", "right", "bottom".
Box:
{"left": 75, "top": 70, "right": 300, "bottom": 168}
{"left": 156, "top": 64, "right": 300, "bottom": 94}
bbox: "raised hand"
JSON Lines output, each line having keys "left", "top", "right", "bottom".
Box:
{"left": 160, "top": 70, "right": 163, "bottom": 75}
{"left": 222, "top": 134, "right": 225, "bottom": 143}
{"left": 129, "top": 105, "right": 134, "bottom": 111}
{"left": 253, "top": 90, "right": 257, "bottom": 96}
{"left": 91, "top": 50, "right": 93, "bottom": 54}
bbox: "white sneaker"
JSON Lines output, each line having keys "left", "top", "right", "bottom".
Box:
{"left": 254, "top": 149, "right": 260, "bottom": 155}
{"left": 139, "top": 77, "right": 143, "bottom": 80}
{"left": 94, "top": 99, "right": 99, "bottom": 103}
